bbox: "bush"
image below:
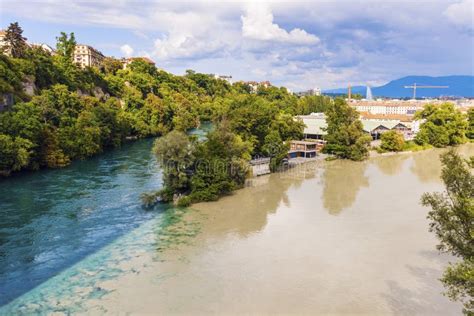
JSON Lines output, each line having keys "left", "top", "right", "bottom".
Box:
{"left": 380, "top": 130, "right": 405, "bottom": 152}
{"left": 176, "top": 195, "right": 192, "bottom": 207}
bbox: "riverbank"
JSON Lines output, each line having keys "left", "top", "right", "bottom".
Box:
{"left": 4, "top": 144, "right": 470, "bottom": 314}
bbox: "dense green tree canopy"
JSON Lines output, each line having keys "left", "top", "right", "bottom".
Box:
{"left": 380, "top": 130, "right": 405, "bottom": 152}
{"left": 415, "top": 103, "right": 467, "bottom": 147}
{"left": 323, "top": 98, "right": 372, "bottom": 161}
{"left": 467, "top": 108, "right": 474, "bottom": 140}
{"left": 3, "top": 22, "right": 28, "bottom": 58}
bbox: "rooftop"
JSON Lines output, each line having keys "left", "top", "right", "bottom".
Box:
{"left": 359, "top": 112, "right": 414, "bottom": 122}
{"left": 298, "top": 115, "right": 407, "bottom": 135}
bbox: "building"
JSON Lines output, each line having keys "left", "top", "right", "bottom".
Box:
{"left": 297, "top": 113, "right": 413, "bottom": 140}
{"left": 246, "top": 81, "right": 272, "bottom": 93}
{"left": 122, "top": 57, "right": 155, "bottom": 69}
{"left": 0, "top": 30, "right": 11, "bottom": 56}
{"left": 73, "top": 44, "right": 105, "bottom": 68}
{"left": 31, "top": 43, "right": 55, "bottom": 55}
{"left": 249, "top": 158, "right": 271, "bottom": 176}
{"left": 351, "top": 100, "right": 423, "bottom": 115}
{"left": 213, "top": 74, "right": 233, "bottom": 84}
{"left": 295, "top": 87, "right": 321, "bottom": 97}
{"left": 288, "top": 141, "right": 317, "bottom": 159}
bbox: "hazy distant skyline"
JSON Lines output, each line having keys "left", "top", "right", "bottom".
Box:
{"left": 1, "top": 0, "right": 473, "bottom": 90}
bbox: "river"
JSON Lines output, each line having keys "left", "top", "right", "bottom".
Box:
{"left": 0, "top": 142, "right": 472, "bottom": 314}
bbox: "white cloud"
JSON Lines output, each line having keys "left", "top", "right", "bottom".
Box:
{"left": 444, "top": 0, "right": 474, "bottom": 31}
{"left": 241, "top": 3, "right": 320, "bottom": 45}
{"left": 120, "top": 44, "right": 134, "bottom": 57}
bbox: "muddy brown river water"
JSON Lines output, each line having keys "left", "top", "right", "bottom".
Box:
{"left": 88, "top": 145, "right": 472, "bottom": 315}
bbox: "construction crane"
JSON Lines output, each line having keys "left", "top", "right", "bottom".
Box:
{"left": 404, "top": 83, "right": 449, "bottom": 99}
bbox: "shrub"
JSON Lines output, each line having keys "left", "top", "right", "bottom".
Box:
{"left": 380, "top": 130, "right": 405, "bottom": 152}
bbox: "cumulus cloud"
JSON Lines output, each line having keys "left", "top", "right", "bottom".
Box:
{"left": 120, "top": 44, "right": 134, "bottom": 57}
{"left": 444, "top": 0, "right": 474, "bottom": 31}
{"left": 241, "top": 3, "right": 320, "bottom": 45}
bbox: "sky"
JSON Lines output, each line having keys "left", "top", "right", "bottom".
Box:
{"left": 0, "top": 0, "right": 473, "bottom": 90}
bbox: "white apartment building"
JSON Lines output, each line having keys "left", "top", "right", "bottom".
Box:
{"left": 31, "top": 43, "right": 55, "bottom": 54}
{"left": 74, "top": 44, "right": 105, "bottom": 68}
{"left": 0, "top": 30, "right": 11, "bottom": 56}
{"left": 352, "top": 101, "right": 422, "bottom": 115}
{"left": 122, "top": 57, "right": 155, "bottom": 69}
{"left": 214, "top": 74, "right": 233, "bottom": 84}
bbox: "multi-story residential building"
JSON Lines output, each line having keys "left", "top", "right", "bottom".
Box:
{"left": 246, "top": 81, "right": 272, "bottom": 93}
{"left": 73, "top": 44, "right": 105, "bottom": 68}
{"left": 0, "top": 30, "right": 11, "bottom": 56}
{"left": 351, "top": 101, "right": 423, "bottom": 115}
{"left": 122, "top": 57, "right": 155, "bottom": 69}
{"left": 296, "top": 87, "right": 321, "bottom": 97}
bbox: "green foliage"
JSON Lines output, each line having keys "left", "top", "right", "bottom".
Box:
{"left": 190, "top": 122, "right": 251, "bottom": 202}
{"left": 153, "top": 130, "right": 196, "bottom": 194}
{"left": 0, "top": 134, "right": 32, "bottom": 175}
{"left": 3, "top": 22, "right": 28, "bottom": 58}
{"left": 55, "top": 32, "right": 76, "bottom": 60}
{"left": 128, "top": 59, "right": 157, "bottom": 76}
{"left": 380, "top": 130, "right": 405, "bottom": 152}
{"left": 415, "top": 103, "right": 467, "bottom": 147}
{"left": 467, "top": 108, "right": 474, "bottom": 140}
{"left": 323, "top": 98, "right": 371, "bottom": 161}
{"left": 262, "top": 130, "right": 289, "bottom": 171}
{"left": 101, "top": 57, "right": 123, "bottom": 75}
{"left": 401, "top": 140, "right": 432, "bottom": 152}
{"left": 421, "top": 150, "right": 474, "bottom": 314}
{"left": 296, "top": 95, "right": 332, "bottom": 115}
{"left": 176, "top": 195, "right": 192, "bottom": 207}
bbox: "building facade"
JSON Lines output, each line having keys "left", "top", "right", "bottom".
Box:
{"left": 213, "top": 74, "right": 233, "bottom": 84}
{"left": 74, "top": 44, "right": 105, "bottom": 68}
{"left": 351, "top": 101, "right": 422, "bottom": 115}
{"left": 0, "top": 30, "right": 11, "bottom": 56}
{"left": 288, "top": 141, "right": 318, "bottom": 158}
{"left": 122, "top": 57, "right": 155, "bottom": 69}
{"left": 297, "top": 113, "right": 414, "bottom": 140}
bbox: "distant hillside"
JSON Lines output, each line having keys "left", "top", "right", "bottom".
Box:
{"left": 323, "top": 76, "right": 474, "bottom": 98}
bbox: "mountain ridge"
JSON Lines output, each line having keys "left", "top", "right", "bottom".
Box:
{"left": 323, "top": 75, "right": 474, "bottom": 98}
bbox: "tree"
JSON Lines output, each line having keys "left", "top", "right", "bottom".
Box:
{"left": 296, "top": 95, "right": 332, "bottom": 115}
{"left": 153, "top": 130, "right": 196, "bottom": 199}
{"left": 190, "top": 122, "right": 251, "bottom": 201}
{"left": 380, "top": 130, "right": 405, "bottom": 152}
{"left": 415, "top": 103, "right": 467, "bottom": 147}
{"left": 55, "top": 32, "right": 76, "bottom": 60}
{"left": 0, "top": 134, "right": 32, "bottom": 176}
{"left": 421, "top": 150, "right": 473, "bottom": 314}
{"left": 262, "top": 130, "right": 289, "bottom": 171}
{"left": 323, "top": 98, "right": 372, "bottom": 160}
{"left": 3, "top": 22, "right": 28, "bottom": 58}
{"left": 467, "top": 108, "right": 474, "bottom": 140}
{"left": 102, "top": 57, "right": 123, "bottom": 75}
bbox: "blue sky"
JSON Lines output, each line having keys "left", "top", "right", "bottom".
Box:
{"left": 1, "top": 0, "right": 473, "bottom": 90}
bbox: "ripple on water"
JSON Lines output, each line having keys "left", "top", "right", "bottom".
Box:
{"left": 0, "top": 138, "right": 161, "bottom": 306}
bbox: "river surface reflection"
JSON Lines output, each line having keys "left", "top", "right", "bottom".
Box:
{"left": 1, "top": 144, "right": 472, "bottom": 314}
